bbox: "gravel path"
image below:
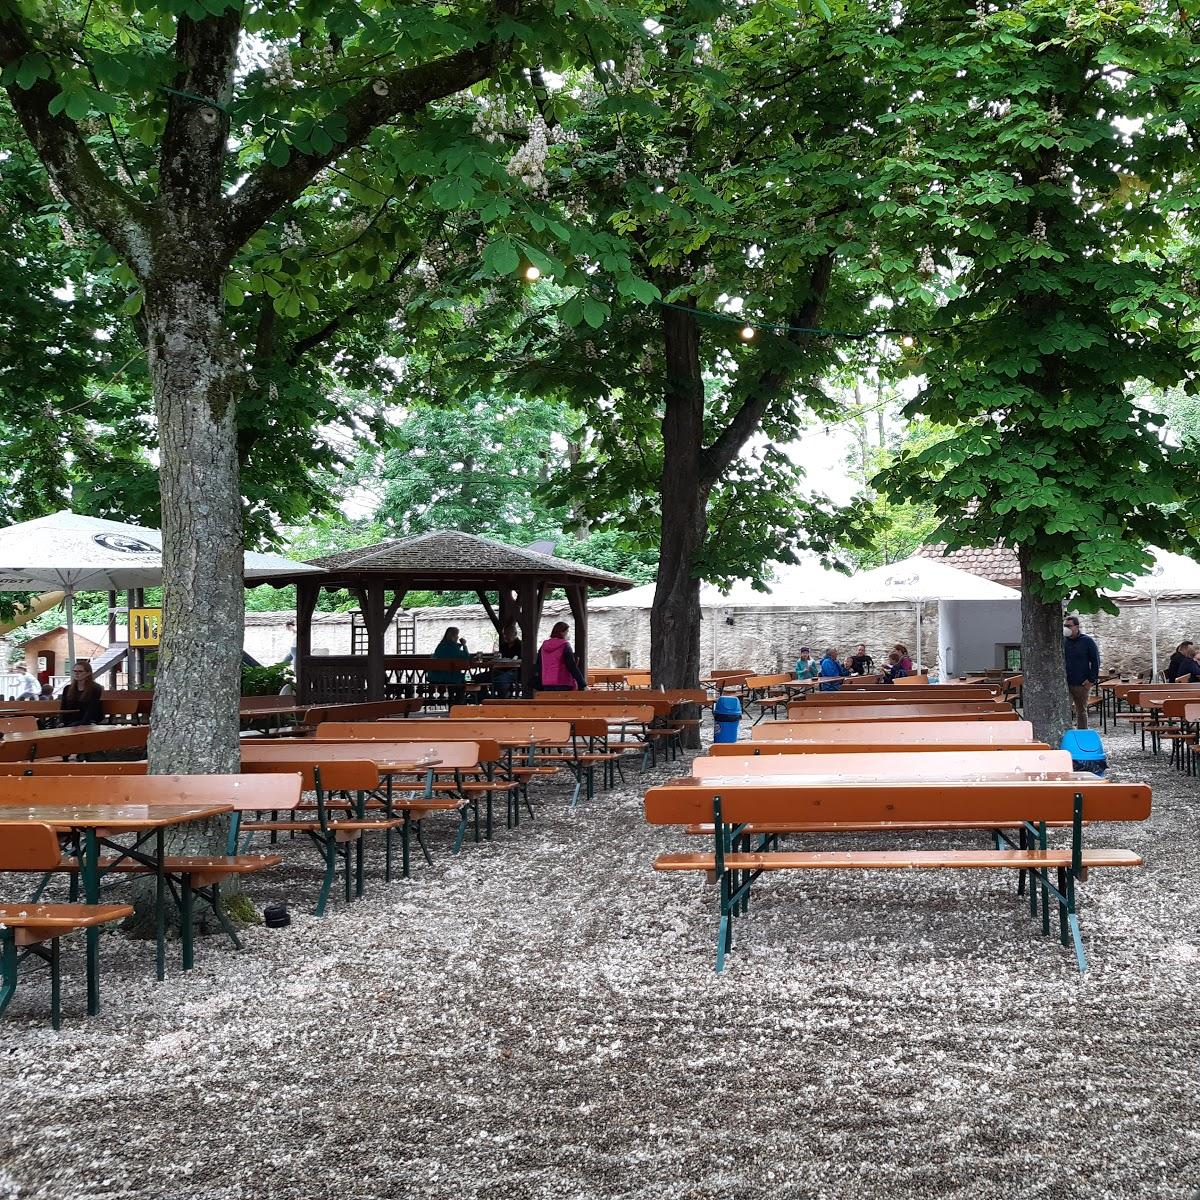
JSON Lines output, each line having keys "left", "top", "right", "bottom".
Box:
{"left": 1, "top": 727, "right": 1197, "bottom": 1200}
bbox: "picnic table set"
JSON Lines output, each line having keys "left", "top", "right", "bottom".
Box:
{"left": 641, "top": 677, "right": 1152, "bottom": 974}
{"left": 0, "top": 688, "right": 701, "bottom": 1027}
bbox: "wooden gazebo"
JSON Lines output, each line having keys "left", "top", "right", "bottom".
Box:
{"left": 259, "top": 531, "right": 633, "bottom": 703}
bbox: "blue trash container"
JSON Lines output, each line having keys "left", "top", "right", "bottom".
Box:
{"left": 713, "top": 695, "right": 742, "bottom": 744}
{"left": 1061, "top": 729, "right": 1106, "bottom": 777}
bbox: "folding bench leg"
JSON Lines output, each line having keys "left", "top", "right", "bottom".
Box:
{"left": 0, "top": 932, "right": 17, "bottom": 1020}
{"left": 416, "top": 820, "right": 434, "bottom": 867}
{"left": 452, "top": 808, "right": 469, "bottom": 855}
{"left": 1064, "top": 870, "right": 1088, "bottom": 974}
{"left": 182, "top": 874, "right": 195, "bottom": 971}
{"left": 314, "top": 835, "right": 337, "bottom": 917}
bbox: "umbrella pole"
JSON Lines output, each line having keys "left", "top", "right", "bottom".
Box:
{"left": 916, "top": 602, "right": 923, "bottom": 674}
{"left": 65, "top": 592, "right": 77, "bottom": 676}
{"left": 1151, "top": 596, "right": 1158, "bottom": 680}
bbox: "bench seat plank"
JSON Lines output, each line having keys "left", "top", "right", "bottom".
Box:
{"left": 655, "top": 849, "right": 1143, "bottom": 871}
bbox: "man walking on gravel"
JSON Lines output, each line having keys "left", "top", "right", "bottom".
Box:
{"left": 1063, "top": 615, "right": 1100, "bottom": 730}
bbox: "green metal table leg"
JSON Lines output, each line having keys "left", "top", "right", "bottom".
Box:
{"left": 155, "top": 828, "right": 166, "bottom": 982}
{"left": 49, "top": 938, "right": 60, "bottom": 1030}
{"left": 401, "top": 810, "right": 411, "bottom": 879}
{"left": 314, "top": 835, "right": 335, "bottom": 916}
{"left": 83, "top": 827, "right": 100, "bottom": 1015}
{"left": 0, "top": 931, "right": 17, "bottom": 1018}
{"left": 182, "top": 874, "right": 195, "bottom": 971}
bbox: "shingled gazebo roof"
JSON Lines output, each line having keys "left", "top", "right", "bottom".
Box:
{"left": 272, "top": 530, "right": 633, "bottom": 591}
{"left": 916, "top": 543, "right": 1021, "bottom": 588}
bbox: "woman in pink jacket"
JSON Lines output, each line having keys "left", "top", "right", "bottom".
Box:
{"left": 535, "top": 622, "right": 588, "bottom": 691}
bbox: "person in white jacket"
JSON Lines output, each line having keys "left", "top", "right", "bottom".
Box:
{"left": 12, "top": 666, "right": 40, "bottom": 699}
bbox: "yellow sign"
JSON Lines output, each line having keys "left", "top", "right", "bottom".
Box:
{"left": 129, "top": 607, "right": 162, "bottom": 647}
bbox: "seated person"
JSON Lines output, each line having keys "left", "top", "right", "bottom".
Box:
{"left": 60, "top": 660, "right": 104, "bottom": 726}
{"left": 893, "top": 644, "right": 914, "bottom": 672}
{"left": 818, "top": 647, "right": 847, "bottom": 691}
{"left": 1166, "top": 641, "right": 1200, "bottom": 682}
{"left": 847, "top": 643, "right": 874, "bottom": 676}
{"left": 428, "top": 626, "right": 471, "bottom": 705}
{"left": 492, "top": 621, "right": 522, "bottom": 698}
{"left": 878, "top": 651, "right": 908, "bottom": 684}
{"left": 794, "top": 647, "right": 820, "bottom": 680}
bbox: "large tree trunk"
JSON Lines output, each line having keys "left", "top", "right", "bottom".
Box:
{"left": 1018, "top": 546, "right": 1071, "bottom": 746}
{"left": 145, "top": 273, "right": 245, "bottom": 775}
{"left": 651, "top": 305, "right": 708, "bottom": 747}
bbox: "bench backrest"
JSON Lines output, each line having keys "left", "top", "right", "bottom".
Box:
{"left": 535, "top": 688, "right": 709, "bottom": 707}
{"left": 476, "top": 697, "right": 671, "bottom": 717}
{"left": 0, "top": 773, "right": 302, "bottom": 811}
{"left": 644, "top": 777, "right": 1151, "bottom": 825}
{"left": 709, "top": 739, "right": 1050, "bottom": 755}
{"left": 1124, "top": 685, "right": 1200, "bottom": 708}
{"left": 303, "top": 699, "right": 420, "bottom": 725}
{"left": 781, "top": 705, "right": 1019, "bottom": 723}
{"left": 241, "top": 739, "right": 486, "bottom": 770}
{"left": 692, "top": 749, "right": 1072, "bottom": 779}
{"left": 101, "top": 697, "right": 152, "bottom": 719}
{"left": 318, "top": 719, "right": 574, "bottom": 744}
{"left": 0, "top": 822, "right": 62, "bottom": 871}
{"left": 239, "top": 759, "right": 381, "bottom": 791}
{"left": 457, "top": 703, "right": 659, "bottom": 723}
{"left": 0, "top": 724, "right": 150, "bottom": 762}
{"left": 744, "top": 673, "right": 794, "bottom": 690}
{"left": 790, "top": 689, "right": 1002, "bottom": 705}
{"left": 1161, "top": 699, "right": 1200, "bottom": 720}
{"left": 0, "top": 761, "right": 150, "bottom": 776}
{"left": 754, "top": 719, "right": 1035, "bottom": 744}
{"left": 0, "top": 716, "right": 38, "bottom": 735}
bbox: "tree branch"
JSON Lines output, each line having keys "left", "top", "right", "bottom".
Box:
{"left": 699, "top": 252, "right": 834, "bottom": 486}
{"left": 157, "top": 10, "right": 242, "bottom": 238}
{"left": 222, "top": 4, "right": 517, "bottom": 257}
{"left": 285, "top": 249, "right": 418, "bottom": 364}
{"left": 0, "top": 11, "right": 152, "bottom": 275}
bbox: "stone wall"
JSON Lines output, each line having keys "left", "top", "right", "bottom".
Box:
{"left": 242, "top": 596, "right": 1200, "bottom": 680}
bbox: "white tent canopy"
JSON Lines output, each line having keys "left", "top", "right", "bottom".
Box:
{"left": 594, "top": 557, "right": 848, "bottom": 610}
{"left": 1106, "top": 548, "right": 1200, "bottom": 678}
{"left": 0, "top": 511, "right": 322, "bottom": 667}
{"left": 826, "top": 555, "right": 1021, "bottom": 673}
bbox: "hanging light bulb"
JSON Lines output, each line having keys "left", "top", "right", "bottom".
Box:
{"left": 739, "top": 324, "right": 755, "bottom": 341}
{"left": 523, "top": 264, "right": 541, "bottom": 282}
{"left": 900, "top": 334, "right": 915, "bottom": 348}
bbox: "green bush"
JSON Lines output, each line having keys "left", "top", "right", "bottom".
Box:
{"left": 241, "top": 664, "right": 294, "bottom": 696}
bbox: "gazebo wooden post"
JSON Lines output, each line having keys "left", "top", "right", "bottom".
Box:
{"left": 516, "top": 579, "right": 539, "bottom": 696}
{"left": 566, "top": 584, "right": 588, "bottom": 676}
{"left": 364, "top": 582, "right": 387, "bottom": 701}
{"left": 295, "top": 580, "right": 319, "bottom": 702}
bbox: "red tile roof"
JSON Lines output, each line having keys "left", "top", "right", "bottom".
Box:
{"left": 917, "top": 544, "right": 1021, "bottom": 586}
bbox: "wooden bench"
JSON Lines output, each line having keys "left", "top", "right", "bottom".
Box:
{"left": 788, "top": 688, "right": 1003, "bottom": 705}
{"left": 231, "top": 759, "right": 418, "bottom": 913}
{"left": 0, "top": 774, "right": 297, "bottom": 970}
{"left": 0, "top": 822, "right": 133, "bottom": 1028}
{"left": 318, "top": 719, "right": 617, "bottom": 807}
{"left": 301, "top": 699, "right": 422, "bottom": 728}
{"left": 756, "top": 719, "right": 1032, "bottom": 744}
{"left": 710, "top": 739, "right": 1050, "bottom": 757}
{"left": 0, "top": 724, "right": 150, "bottom": 762}
{"left": 784, "top": 702, "right": 1016, "bottom": 722}
{"left": 738, "top": 674, "right": 796, "bottom": 723}
{"left": 0, "top": 716, "right": 38, "bottom": 735}
{"left": 242, "top": 738, "right": 521, "bottom": 862}
{"left": 644, "top": 776, "right": 1149, "bottom": 972}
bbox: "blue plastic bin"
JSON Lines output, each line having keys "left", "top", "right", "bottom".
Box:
{"left": 1061, "top": 729, "right": 1106, "bottom": 777}
{"left": 713, "top": 695, "right": 743, "bottom": 744}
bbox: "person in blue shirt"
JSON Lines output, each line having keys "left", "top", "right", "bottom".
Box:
{"left": 818, "top": 647, "right": 847, "bottom": 691}
{"left": 1063, "top": 615, "right": 1100, "bottom": 729}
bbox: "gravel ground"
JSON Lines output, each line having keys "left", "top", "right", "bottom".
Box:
{"left": 1, "top": 726, "right": 1197, "bottom": 1200}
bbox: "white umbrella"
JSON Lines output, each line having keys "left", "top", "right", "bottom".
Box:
{"left": 594, "top": 558, "right": 845, "bottom": 609}
{"left": 1106, "top": 548, "right": 1200, "bottom": 679}
{"left": 0, "top": 511, "right": 323, "bottom": 668}
{"left": 827, "top": 555, "right": 1020, "bottom": 673}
